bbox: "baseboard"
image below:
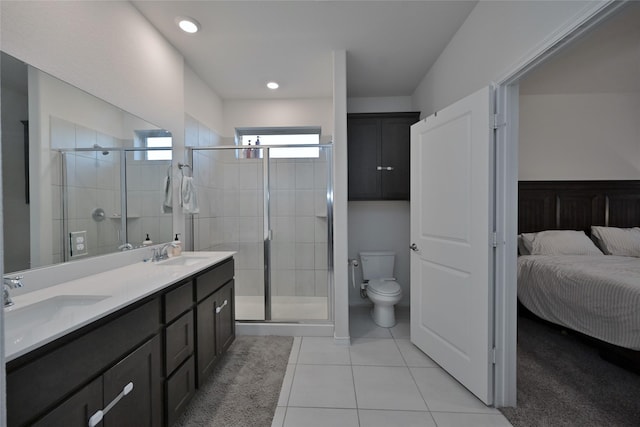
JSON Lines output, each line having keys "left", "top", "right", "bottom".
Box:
{"left": 236, "top": 322, "right": 334, "bottom": 337}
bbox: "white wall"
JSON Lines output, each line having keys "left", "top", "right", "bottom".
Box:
{"left": 222, "top": 98, "right": 333, "bottom": 138}
{"left": 412, "top": 1, "right": 606, "bottom": 117}
{"left": 519, "top": 92, "right": 640, "bottom": 180}
{"left": 184, "top": 66, "right": 224, "bottom": 138}
{"left": 347, "top": 96, "right": 414, "bottom": 307}
{"left": 0, "top": 1, "right": 184, "bottom": 135}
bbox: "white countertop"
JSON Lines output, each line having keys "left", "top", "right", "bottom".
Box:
{"left": 4, "top": 251, "right": 235, "bottom": 362}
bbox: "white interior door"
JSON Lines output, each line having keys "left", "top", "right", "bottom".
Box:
{"left": 410, "top": 86, "right": 494, "bottom": 405}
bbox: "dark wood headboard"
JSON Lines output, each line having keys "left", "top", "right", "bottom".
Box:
{"left": 518, "top": 181, "right": 640, "bottom": 234}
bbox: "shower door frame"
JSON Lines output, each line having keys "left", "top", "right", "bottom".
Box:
{"left": 187, "top": 144, "right": 334, "bottom": 323}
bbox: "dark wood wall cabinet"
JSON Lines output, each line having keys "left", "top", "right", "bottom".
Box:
{"left": 6, "top": 257, "right": 235, "bottom": 427}
{"left": 347, "top": 112, "right": 420, "bottom": 201}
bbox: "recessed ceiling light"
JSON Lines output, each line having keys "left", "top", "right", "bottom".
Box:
{"left": 267, "top": 81, "right": 279, "bottom": 90}
{"left": 176, "top": 17, "right": 200, "bottom": 34}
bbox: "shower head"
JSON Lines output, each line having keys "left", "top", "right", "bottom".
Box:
{"left": 93, "top": 144, "right": 109, "bottom": 156}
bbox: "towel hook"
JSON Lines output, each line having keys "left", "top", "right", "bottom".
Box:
{"left": 178, "top": 162, "right": 192, "bottom": 177}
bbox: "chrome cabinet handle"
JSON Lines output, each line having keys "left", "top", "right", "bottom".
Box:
{"left": 88, "top": 382, "right": 134, "bottom": 427}
{"left": 216, "top": 299, "right": 228, "bottom": 314}
{"left": 376, "top": 166, "right": 395, "bottom": 171}
{"left": 410, "top": 243, "right": 419, "bottom": 251}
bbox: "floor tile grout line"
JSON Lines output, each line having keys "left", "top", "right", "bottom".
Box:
{"left": 281, "top": 335, "right": 302, "bottom": 423}
{"left": 348, "top": 340, "right": 363, "bottom": 426}
{"left": 406, "top": 362, "right": 437, "bottom": 417}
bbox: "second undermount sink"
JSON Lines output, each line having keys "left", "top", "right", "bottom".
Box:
{"left": 4, "top": 295, "right": 110, "bottom": 341}
{"left": 153, "top": 255, "right": 210, "bottom": 266}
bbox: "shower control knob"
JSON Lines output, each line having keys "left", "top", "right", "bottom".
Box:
{"left": 410, "top": 243, "right": 419, "bottom": 251}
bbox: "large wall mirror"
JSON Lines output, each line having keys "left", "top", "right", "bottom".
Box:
{"left": 1, "top": 51, "right": 174, "bottom": 275}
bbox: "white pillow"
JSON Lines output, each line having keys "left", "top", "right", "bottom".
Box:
{"left": 590, "top": 226, "right": 640, "bottom": 256}
{"left": 517, "top": 235, "right": 530, "bottom": 255}
{"left": 521, "top": 230, "right": 603, "bottom": 256}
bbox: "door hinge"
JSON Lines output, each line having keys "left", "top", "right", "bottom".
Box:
{"left": 492, "top": 232, "right": 498, "bottom": 248}
{"left": 491, "top": 347, "right": 497, "bottom": 364}
{"left": 493, "top": 113, "right": 506, "bottom": 130}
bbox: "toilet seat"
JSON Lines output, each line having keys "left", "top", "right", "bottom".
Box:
{"left": 367, "top": 279, "right": 401, "bottom": 296}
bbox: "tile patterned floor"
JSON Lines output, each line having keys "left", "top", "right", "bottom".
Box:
{"left": 272, "top": 307, "right": 513, "bottom": 427}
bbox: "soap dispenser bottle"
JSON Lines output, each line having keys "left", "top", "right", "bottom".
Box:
{"left": 142, "top": 234, "right": 153, "bottom": 247}
{"left": 173, "top": 233, "right": 182, "bottom": 256}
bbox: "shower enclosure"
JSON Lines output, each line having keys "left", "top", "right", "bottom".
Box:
{"left": 56, "top": 147, "right": 173, "bottom": 262}
{"left": 189, "top": 144, "right": 333, "bottom": 322}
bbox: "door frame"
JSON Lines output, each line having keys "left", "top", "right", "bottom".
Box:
{"left": 492, "top": 0, "right": 625, "bottom": 407}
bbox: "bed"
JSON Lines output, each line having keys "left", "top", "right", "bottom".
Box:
{"left": 518, "top": 181, "right": 640, "bottom": 367}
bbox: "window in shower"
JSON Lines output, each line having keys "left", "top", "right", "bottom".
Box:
{"left": 135, "top": 129, "right": 173, "bottom": 161}
{"left": 236, "top": 126, "right": 320, "bottom": 159}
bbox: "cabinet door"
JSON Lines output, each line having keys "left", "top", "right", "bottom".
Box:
{"left": 380, "top": 116, "right": 415, "bottom": 200}
{"left": 33, "top": 377, "right": 102, "bottom": 427}
{"left": 215, "top": 280, "right": 235, "bottom": 355}
{"left": 196, "top": 292, "right": 217, "bottom": 386}
{"left": 348, "top": 117, "right": 381, "bottom": 200}
{"left": 102, "top": 335, "right": 163, "bottom": 427}
{"left": 166, "top": 356, "right": 196, "bottom": 427}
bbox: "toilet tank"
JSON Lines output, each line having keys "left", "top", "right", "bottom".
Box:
{"left": 359, "top": 251, "right": 395, "bottom": 280}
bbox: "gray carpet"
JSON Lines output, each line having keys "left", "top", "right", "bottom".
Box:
{"left": 174, "top": 335, "right": 293, "bottom": 427}
{"left": 500, "top": 317, "right": 640, "bottom": 427}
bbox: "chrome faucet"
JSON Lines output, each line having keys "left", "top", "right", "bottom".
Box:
{"left": 3, "top": 276, "right": 24, "bottom": 307}
{"left": 118, "top": 242, "right": 134, "bottom": 251}
{"left": 152, "top": 242, "right": 179, "bottom": 262}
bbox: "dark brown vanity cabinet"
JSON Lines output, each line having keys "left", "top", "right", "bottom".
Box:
{"left": 347, "top": 112, "right": 420, "bottom": 200}
{"left": 7, "top": 299, "right": 163, "bottom": 427}
{"left": 6, "top": 257, "right": 235, "bottom": 427}
{"left": 195, "top": 258, "right": 235, "bottom": 386}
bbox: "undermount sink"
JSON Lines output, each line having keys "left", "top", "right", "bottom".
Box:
{"left": 4, "top": 295, "right": 110, "bottom": 342}
{"left": 153, "top": 255, "right": 210, "bottom": 266}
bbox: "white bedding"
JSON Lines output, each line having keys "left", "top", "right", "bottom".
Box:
{"left": 518, "top": 255, "right": 640, "bottom": 350}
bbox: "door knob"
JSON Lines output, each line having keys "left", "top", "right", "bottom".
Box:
{"left": 410, "top": 243, "right": 419, "bottom": 251}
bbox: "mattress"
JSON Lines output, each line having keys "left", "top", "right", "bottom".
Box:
{"left": 517, "top": 255, "right": 640, "bottom": 350}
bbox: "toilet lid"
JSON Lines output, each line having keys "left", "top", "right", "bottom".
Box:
{"left": 368, "top": 280, "right": 402, "bottom": 296}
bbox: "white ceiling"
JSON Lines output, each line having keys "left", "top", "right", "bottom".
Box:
{"left": 132, "top": 1, "right": 477, "bottom": 100}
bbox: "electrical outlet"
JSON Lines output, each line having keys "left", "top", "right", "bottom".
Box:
{"left": 70, "top": 231, "right": 88, "bottom": 257}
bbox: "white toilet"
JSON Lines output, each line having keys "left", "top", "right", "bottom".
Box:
{"left": 360, "top": 251, "right": 403, "bottom": 328}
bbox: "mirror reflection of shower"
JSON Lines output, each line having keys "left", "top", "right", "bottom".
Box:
{"left": 55, "top": 121, "right": 173, "bottom": 263}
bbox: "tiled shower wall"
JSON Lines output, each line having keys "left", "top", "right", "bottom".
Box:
{"left": 51, "top": 116, "right": 123, "bottom": 262}
{"left": 126, "top": 159, "right": 173, "bottom": 247}
{"left": 186, "top": 115, "right": 329, "bottom": 300}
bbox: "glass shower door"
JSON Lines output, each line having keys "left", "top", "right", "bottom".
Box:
{"left": 269, "top": 146, "right": 330, "bottom": 321}
{"left": 191, "top": 147, "right": 266, "bottom": 320}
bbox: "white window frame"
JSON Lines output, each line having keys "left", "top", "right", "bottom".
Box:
{"left": 235, "top": 126, "right": 321, "bottom": 159}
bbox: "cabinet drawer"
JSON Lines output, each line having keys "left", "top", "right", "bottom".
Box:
{"left": 165, "top": 310, "right": 194, "bottom": 375}
{"left": 166, "top": 356, "right": 196, "bottom": 427}
{"left": 195, "top": 258, "right": 234, "bottom": 301}
{"left": 164, "top": 281, "right": 193, "bottom": 323}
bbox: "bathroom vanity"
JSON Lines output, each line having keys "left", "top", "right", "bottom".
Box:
{"left": 4, "top": 252, "right": 235, "bottom": 427}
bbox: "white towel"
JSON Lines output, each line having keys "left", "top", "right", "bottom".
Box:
{"left": 162, "top": 175, "right": 172, "bottom": 213}
{"left": 180, "top": 176, "right": 199, "bottom": 214}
